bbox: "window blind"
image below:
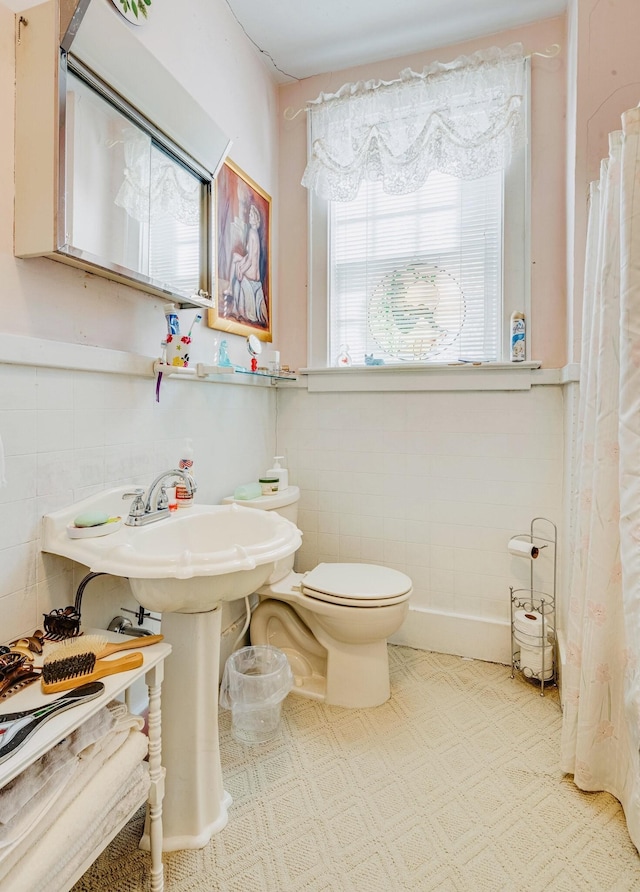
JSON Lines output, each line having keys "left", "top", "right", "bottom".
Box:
{"left": 328, "top": 170, "right": 503, "bottom": 366}
{"left": 147, "top": 146, "right": 202, "bottom": 297}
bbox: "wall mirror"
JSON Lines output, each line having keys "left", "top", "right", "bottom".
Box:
{"left": 15, "top": 0, "right": 231, "bottom": 309}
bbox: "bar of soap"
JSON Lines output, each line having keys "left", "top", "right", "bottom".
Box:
{"left": 233, "top": 482, "right": 263, "bottom": 500}
{"left": 73, "top": 511, "right": 110, "bottom": 528}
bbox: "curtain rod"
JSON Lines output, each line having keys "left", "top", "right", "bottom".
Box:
{"left": 283, "top": 43, "right": 561, "bottom": 121}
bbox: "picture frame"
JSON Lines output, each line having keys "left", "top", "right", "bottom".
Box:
{"left": 207, "top": 159, "right": 272, "bottom": 342}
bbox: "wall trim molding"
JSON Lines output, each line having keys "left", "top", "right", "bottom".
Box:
{"left": 390, "top": 606, "right": 512, "bottom": 665}
{"left": 300, "top": 362, "right": 579, "bottom": 392}
{"left": 0, "top": 333, "right": 155, "bottom": 377}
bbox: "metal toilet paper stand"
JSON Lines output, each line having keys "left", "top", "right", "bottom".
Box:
{"left": 509, "top": 516, "right": 558, "bottom": 696}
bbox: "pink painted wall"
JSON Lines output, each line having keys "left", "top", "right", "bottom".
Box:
{"left": 277, "top": 17, "right": 567, "bottom": 371}
{"left": 566, "top": 0, "right": 640, "bottom": 363}
{"left": 0, "top": 0, "right": 278, "bottom": 366}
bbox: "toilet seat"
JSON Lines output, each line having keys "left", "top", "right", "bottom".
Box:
{"left": 300, "top": 563, "right": 412, "bottom": 608}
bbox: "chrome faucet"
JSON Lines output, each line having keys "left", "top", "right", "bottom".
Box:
{"left": 122, "top": 469, "right": 196, "bottom": 526}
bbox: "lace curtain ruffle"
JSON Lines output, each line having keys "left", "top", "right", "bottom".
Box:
{"left": 301, "top": 44, "right": 526, "bottom": 201}
{"left": 115, "top": 129, "right": 200, "bottom": 226}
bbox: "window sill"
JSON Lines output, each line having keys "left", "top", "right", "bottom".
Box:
{"left": 300, "top": 361, "right": 577, "bottom": 392}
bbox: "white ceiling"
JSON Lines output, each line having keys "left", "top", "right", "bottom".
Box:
{"left": 1, "top": 0, "right": 568, "bottom": 82}
{"left": 225, "top": 0, "right": 567, "bottom": 82}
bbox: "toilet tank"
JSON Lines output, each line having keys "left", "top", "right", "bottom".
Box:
{"left": 222, "top": 485, "right": 300, "bottom": 580}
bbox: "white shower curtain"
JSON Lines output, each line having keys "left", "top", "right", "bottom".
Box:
{"left": 560, "top": 107, "right": 640, "bottom": 850}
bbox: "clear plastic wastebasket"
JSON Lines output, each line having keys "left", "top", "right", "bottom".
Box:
{"left": 220, "top": 645, "right": 293, "bottom": 744}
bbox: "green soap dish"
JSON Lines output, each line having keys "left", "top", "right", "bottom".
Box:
{"left": 67, "top": 516, "right": 123, "bottom": 539}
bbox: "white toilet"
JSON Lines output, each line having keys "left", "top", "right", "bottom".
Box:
{"left": 223, "top": 486, "right": 412, "bottom": 708}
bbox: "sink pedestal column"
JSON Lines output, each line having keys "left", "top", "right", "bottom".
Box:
{"left": 141, "top": 607, "right": 231, "bottom": 851}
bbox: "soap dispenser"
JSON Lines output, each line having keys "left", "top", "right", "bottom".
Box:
{"left": 266, "top": 456, "right": 288, "bottom": 490}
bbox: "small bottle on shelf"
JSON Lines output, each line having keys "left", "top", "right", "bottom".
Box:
{"left": 336, "top": 344, "right": 352, "bottom": 367}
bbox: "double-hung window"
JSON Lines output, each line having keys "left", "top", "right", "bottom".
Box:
{"left": 305, "top": 47, "right": 529, "bottom": 369}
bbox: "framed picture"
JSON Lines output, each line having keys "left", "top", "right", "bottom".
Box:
{"left": 208, "top": 159, "right": 272, "bottom": 341}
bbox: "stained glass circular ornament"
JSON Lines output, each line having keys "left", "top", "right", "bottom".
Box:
{"left": 367, "top": 262, "right": 466, "bottom": 362}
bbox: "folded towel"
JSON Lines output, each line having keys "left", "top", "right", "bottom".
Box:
{"left": 0, "top": 729, "right": 149, "bottom": 888}
{"left": 106, "top": 698, "right": 129, "bottom": 722}
{"left": 0, "top": 706, "right": 116, "bottom": 827}
{"left": 4, "top": 757, "right": 150, "bottom": 892}
{"left": 0, "top": 725, "right": 133, "bottom": 853}
{"left": 0, "top": 699, "right": 144, "bottom": 861}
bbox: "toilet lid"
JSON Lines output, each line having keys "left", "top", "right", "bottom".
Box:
{"left": 301, "top": 563, "right": 412, "bottom": 605}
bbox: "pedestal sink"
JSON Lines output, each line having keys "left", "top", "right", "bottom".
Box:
{"left": 42, "top": 486, "right": 302, "bottom": 851}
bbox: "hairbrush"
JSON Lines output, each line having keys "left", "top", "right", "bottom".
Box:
{"left": 41, "top": 650, "right": 143, "bottom": 694}
{"left": 46, "top": 633, "right": 163, "bottom": 662}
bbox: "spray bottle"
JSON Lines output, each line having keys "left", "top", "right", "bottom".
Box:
{"left": 510, "top": 312, "right": 526, "bottom": 362}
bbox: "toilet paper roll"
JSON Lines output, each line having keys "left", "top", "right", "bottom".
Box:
{"left": 514, "top": 628, "right": 554, "bottom": 649}
{"left": 514, "top": 609, "right": 548, "bottom": 638}
{"left": 520, "top": 643, "right": 554, "bottom": 679}
{"left": 508, "top": 537, "right": 539, "bottom": 559}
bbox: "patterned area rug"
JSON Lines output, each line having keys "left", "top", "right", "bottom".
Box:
{"left": 71, "top": 647, "right": 640, "bottom": 891}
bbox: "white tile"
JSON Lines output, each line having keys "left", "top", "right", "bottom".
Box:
{"left": 454, "top": 547, "right": 509, "bottom": 576}
{"left": 339, "top": 536, "right": 362, "bottom": 560}
{"left": 407, "top": 564, "right": 430, "bottom": 590}
{"left": 431, "top": 545, "right": 454, "bottom": 569}
{"left": 74, "top": 409, "right": 105, "bottom": 448}
{"left": 0, "top": 410, "right": 37, "bottom": 456}
{"left": 360, "top": 516, "right": 385, "bottom": 539}
{"left": 360, "top": 538, "right": 385, "bottom": 561}
{"left": 0, "top": 498, "right": 37, "bottom": 549}
{"left": 299, "top": 510, "right": 319, "bottom": 533}
{"left": 35, "top": 369, "right": 74, "bottom": 410}
{"left": 103, "top": 408, "right": 134, "bottom": 445}
{"left": 37, "top": 410, "right": 75, "bottom": 453}
{"left": 0, "top": 542, "right": 37, "bottom": 598}
{"left": 454, "top": 570, "right": 508, "bottom": 600}
{"left": 0, "top": 367, "right": 37, "bottom": 411}
{"left": 381, "top": 494, "right": 406, "bottom": 519}
{"left": 428, "top": 521, "right": 459, "bottom": 547}
{"left": 0, "top": 586, "right": 39, "bottom": 642}
{"left": 104, "top": 445, "right": 133, "bottom": 484}
{"left": 383, "top": 517, "right": 406, "bottom": 541}
{"left": 332, "top": 492, "right": 361, "bottom": 515}
{"left": 405, "top": 520, "right": 430, "bottom": 544}
{"left": 360, "top": 492, "right": 385, "bottom": 517}
{"left": 431, "top": 567, "right": 454, "bottom": 592}
{"left": 0, "top": 455, "right": 37, "bottom": 503}
{"left": 383, "top": 539, "right": 406, "bottom": 564}
{"left": 405, "top": 542, "right": 430, "bottom": 566}
{"left": 36, "top": 451, "right": 75, "bottom": 497}
{"left": 317, "top": 533, "right": 339, "bottom": 556}
{"left": 316, "top": 511, "right": 340, "bottom": 535}
{"left": 426, "top": 589, "right": 454, "bottom": 611}
{"left": 71, "top": 447, "right": 105, "bottom": 490}
{"left": 340, "top": 514, "right": 361, "bottom": 537}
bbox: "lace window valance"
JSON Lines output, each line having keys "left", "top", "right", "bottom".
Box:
{"left": 301, "top": 44, "right": 526, "bottom": 201}
{"left": 115, "top": 128, "right": 201, "bottom": 226}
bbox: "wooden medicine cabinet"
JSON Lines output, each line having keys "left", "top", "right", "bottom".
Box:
{"left": 14, "top": 0, "right": 231, "bottom": 309}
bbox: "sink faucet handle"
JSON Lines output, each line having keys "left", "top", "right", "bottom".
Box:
{"left": 157, "top": 485, "right": 169, "bottom": 510}
{"left": 122, "top": 488, "right": 146, "bottom": 517}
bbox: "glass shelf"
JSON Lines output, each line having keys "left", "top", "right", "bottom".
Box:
{"left": 234, "top": 368, "right": 297, "bottom": 382}
{"left": 152, "top": 361, "right": 296, "bottom": 384}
